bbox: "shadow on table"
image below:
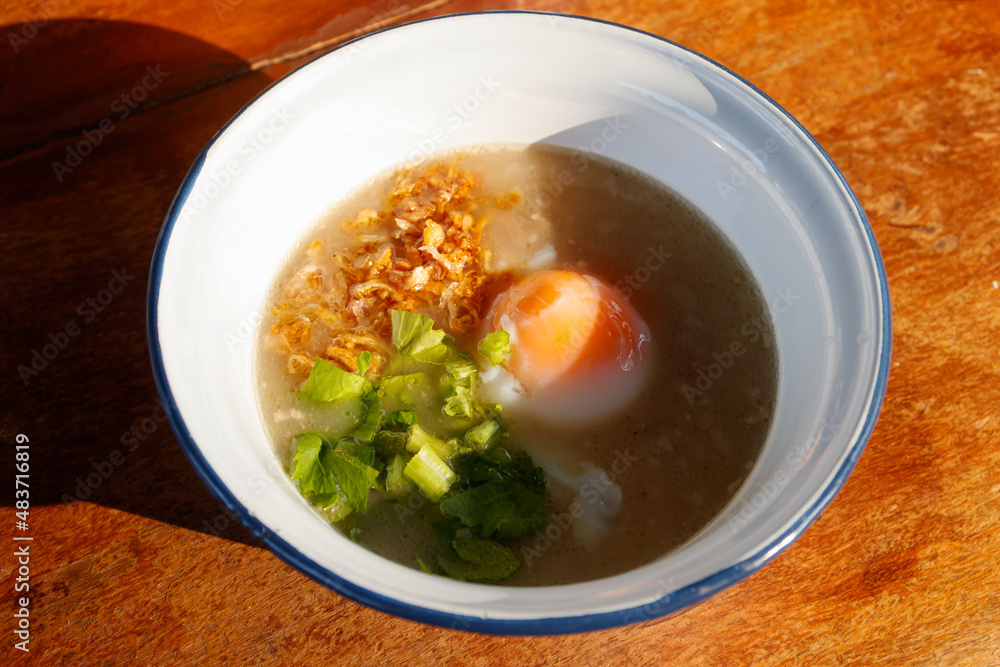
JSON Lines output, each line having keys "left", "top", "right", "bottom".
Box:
{"left": 0, "top": 18, "right": 277, "bottom": 547}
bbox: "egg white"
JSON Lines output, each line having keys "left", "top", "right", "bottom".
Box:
{"left": 479, "top": 346, "right": 652, "bottom": 426}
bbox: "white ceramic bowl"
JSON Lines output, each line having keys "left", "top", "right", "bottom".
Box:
{"left": 148, "top": 12, "right": 890, "bottom": 633}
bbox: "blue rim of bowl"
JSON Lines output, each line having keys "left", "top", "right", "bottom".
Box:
{"left": 147, "top": 10, "right": 892, "bottom": 635}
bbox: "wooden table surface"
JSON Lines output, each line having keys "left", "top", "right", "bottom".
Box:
{"left": 2, "top": 0, "right": 999, "bottom": 664}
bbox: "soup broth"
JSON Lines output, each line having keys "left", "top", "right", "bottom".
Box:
{"left": 256, "top": 145, "right": 778, "bottom": 586}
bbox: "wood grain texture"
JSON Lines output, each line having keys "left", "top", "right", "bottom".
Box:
{"left": 1, "top": 0, "right": 999, "bottom": 664}
{"left": 0, "top": 0, "right": 448, "bottom": 156}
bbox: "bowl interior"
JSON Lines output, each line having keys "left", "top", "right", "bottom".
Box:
{"left": 151, "top": 12, "right": 889, "bottom": 632}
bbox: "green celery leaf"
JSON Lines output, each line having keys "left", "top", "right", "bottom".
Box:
{"left": 441, "top": 479, "right": 548, "bottom": 541}
{"left": 322, "top": 443, "right": 380, "bottom": 513}
{"left": 391, "top": 309, "right": 433, "bottom": 351}
{"left": 385, "top": 410, "right": 417, "bottom": 429}
{"left": 356, "top": 351, "right": 372, "bottom": 376}
{"left": 350, "top": 389, "right": 383, "bottom": 442}
{"left": 337, "top": 441, "right": 382, "bottom": 472}
{"left": 452, "top": 450, "right": 505, "bottom": 487}
{"left": 409, "top": 330, "right": 450, "bottom": 363}
{"left": 432, "top": 518, "right": 461, "bottom": 543}
{"left": 291, "top": 433, "right": 338, "bottom": 497}
{"left": 300, "top": 357, "right": 372, "bottom": 403}
{"left": 506, "top": 451, "right": 547, "bottom": 494}
{"left": 291, "top": 433, "right": 378, "bottom": 513}
{"left": 390, "top": 310, "right": 450, "bottom": 362}
{"left": 437, "top": 536, "right": 521, "bottom": 582}
{"left": 451, "top": 445, "right": 541, "bottom": 492}
{"left": 478, "top": 330, "right": 512, "bottom": 366}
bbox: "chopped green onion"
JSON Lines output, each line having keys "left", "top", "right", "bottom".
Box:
{"left": 287, "top": 307, "right": 551, "bottom": 582}
{"left": 322, "top": 496, "right": 353, "bottom": 522}
{"left": 465, "top": 420, "right": 500, "bottom": 452}
{"left": 445, "top": 359, "right": 478, "bottom": 381}
{"left": 406, "top": 424, "right": 456, "bottom": 459}
{"left": 404, "top": 445, "right": 457, "bottom": 501}
{"left": 441, "top": 360, "right": 479, "bottom": 419}
{"left": 478, "top": 330, "right": 512, "bottom": 367}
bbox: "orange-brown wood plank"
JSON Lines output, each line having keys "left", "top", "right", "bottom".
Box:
{"left": 1, "top": 0, "right": 999, "bottom": 664}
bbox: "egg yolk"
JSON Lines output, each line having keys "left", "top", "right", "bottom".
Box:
{"left": 485, "top": 269, "right": 651, "bottom": 422}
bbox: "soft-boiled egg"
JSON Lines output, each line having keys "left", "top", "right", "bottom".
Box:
{"left": 481, "top": 269, "right": 652, "bottom": 425}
